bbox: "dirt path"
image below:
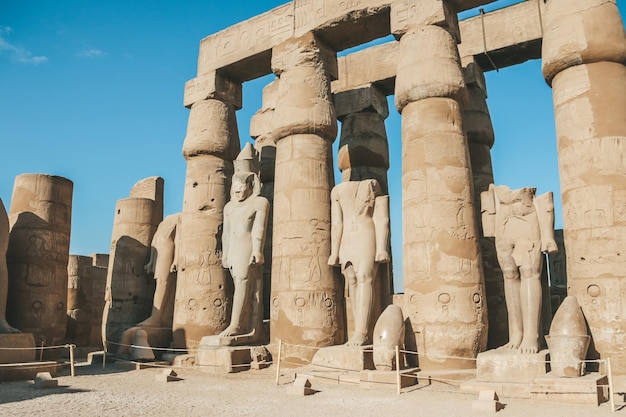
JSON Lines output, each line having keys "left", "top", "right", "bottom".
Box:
{"left": 0, "top": 362, "right": 623, "bottom": 417}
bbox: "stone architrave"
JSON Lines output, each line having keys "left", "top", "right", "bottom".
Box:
{"left": 269, "top": 32, "right": 345, "bottom": 364}
{"left": 463, "top": 60, "right": 506, "bottom": 350}
{"left": 0, "top": 198, "right": 18, "bottom": 334}
{"left": 102, "top": 177, "right": 163, "bottom": 352}
{"left": 172, "top": 71, "right": 241, "bottom": 350}
{"left": 250, "top": 79, "right": 279, "bottom": 322}
{"left": 542, "top": 0, "right": 626, "bottom": 373}
{"left": 333, "top": 85, "right": 393, "bottom": 343}
{"left": 393, "top": 0, "right": 487, "bottom": 371}
{"left": 6, "top": 174, "right": 73, "bottom": 346}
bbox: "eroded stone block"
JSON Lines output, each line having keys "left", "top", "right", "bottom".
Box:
{"left": 184, "top": 72, "right": 242, "bottom": 109}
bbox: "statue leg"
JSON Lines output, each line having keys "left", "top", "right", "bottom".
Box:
{"left": 347, "top": 265, "right": 376, "bottom": 347}
{"left": 138, "top": 244, "right": 175, "bottom": 328}
{"left": 221, "top": 274, "right": 251, "bottom": 337}
{"left": 518, "top": 248, "right": 543, "bottom": 354}
{"left": 497, "top": 248, "right": 522, "bottom": 350}
{"left": 0, "top": 255, "right": 19, "bottom": 333}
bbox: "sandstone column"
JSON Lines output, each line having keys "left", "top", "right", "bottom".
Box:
{"left": 462, "top": 60, "right": 506, "bottom": 349}
{"left": 102, "top": 177, "right": 163, "bottom": 350}
{"left": 172, "top": 72, "right": 241, "bottom": 350}
{"left": 6, "top": 174, "right": 73, "bottom": 346}
{"left": 67, "top": 255, "right": 92, "bottom": 346}
{"left": 269, "top": 32, "right": 345, "bottom": 363}
{"left": 392, "top": 0, "right": 487, "bottom": 370}
{"left": 250, "top": 79, "right": 278, "bottom": 322}
{"left": 542, "top": 0, "right": 626, "bottom": 372}
{"left": 334, "top": 84, "right": 393, "bottom": 340}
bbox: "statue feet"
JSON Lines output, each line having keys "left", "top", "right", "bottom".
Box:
{"left": 517, "top": 339, "right": 539, "bottom": 355}
{"left": 0, "top": 319, "right": 20, "bottom": 334}
{"left": 219, "top": 325, "right": 242, "bottom": 338}
{"left": 345, "top": 332, "right": 368, "bottom": 347}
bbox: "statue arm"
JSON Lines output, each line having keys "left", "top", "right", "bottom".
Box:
{"left": 328, "top": 187, "right": 343, "bottom": 266}
{"left": 534, "top": 191, "right": 558, "bottom": 254}
{"left": 222, "top": 204, "right": 232, "bottom": 268}
{"left": 250, "top": 197, "right": 269, "bottom": 265}
{"left": 373, "top": 195, "right": 391, "bottom": 263}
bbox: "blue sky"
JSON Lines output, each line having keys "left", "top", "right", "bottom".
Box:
{"left": 1, "top": 1, "right": 625, "bottom": 291}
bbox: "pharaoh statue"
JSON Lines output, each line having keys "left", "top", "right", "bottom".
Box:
{"left": 0, "top": 198, "right": 19, "bottom": 333}
{"left": 481, "top": 184, "right": 558, "bottom": 354}
{"left": 220, "top": 146, "right": 269, "bottom": 344}
{"left": 328, "top": 179, "right": 390, "bottom": 346}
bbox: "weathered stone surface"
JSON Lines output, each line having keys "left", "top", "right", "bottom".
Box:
{"left": 542, "top": 0, "right": 626, "bottom": 85}
{"left": 184, "top": 72, "right": 242, "bottom": 110}
{"left": 7, "top": 174, "right": 73, "bottom": 347}
{"left": 530, "top": 373, "right": 609, "bottom": 406}
{"left": 543, "top": 0, "right": 626, "bottom": 373}
{"left": 269, "top": 33, "right": 344, "bottom": 363}
{"left": 0, "top": 333, "right": 36, "bottom": 364}
{"left": 102, "top": 177, "right": 163, "bottom": 352}
{"left": 312, "top": 345, "right": 374, "bottom": 371}
{"left": 476, "top": 349, "right": 549, "bottom": 383}
{"left": 0, "top": 198, "right": 17, "bottom": 335}
{"left": 373, "top": 304, "right": 404, "bottom": 371}
{"left": 197, "top": 3, "right": 294, "bottom": 78}
{"left": 390, "top": 0, "right": 459, "bottom": 41}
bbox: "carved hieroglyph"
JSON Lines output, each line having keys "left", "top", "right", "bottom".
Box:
{"left": 328, "top": 179, "right": 390, "bottom": 346}
{"left": 6, "top": 174, "right": 73, "bottom": 345}
{"left": 463, "top": 60, "right": 507, "bottom": 350}
{"left": 482, "top": 185, "right": 558, "bottom": 354}
{"left": 394, "top": 2, "right": 487, "bottom": 370}
{"left": 270, "top": 32, "right": 345, "bottom": 363}
{"left": 173, "top": 72, "right": 241, "bottom": 350}
{"left": 102, "top": 177, "right": 163, "bottom": 351}
{"left": 0, "top": 198, "right": 18, "bottom": 334}
{"left": 542, "top": 0, "right": 626, "bottom": 373}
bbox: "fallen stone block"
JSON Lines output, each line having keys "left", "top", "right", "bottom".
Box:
{"left": 472, "top": 390, "right": 503, "bottom": 413}
{"left": 34, "top": 372, "right": 58, "bottom": 389}
{"left": 287, "top": 374, "right": 316, "bottom": 396}
{"left": 155, "top": 368, "right": 182, "bottom": 383}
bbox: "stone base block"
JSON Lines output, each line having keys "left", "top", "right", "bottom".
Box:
{"left": 196, "top": 342, "right": 253, "bottom": 374}
{"left": 0, "top": 361, "right": 57, "bottom": 382}
{"left": 0, "top": 333, "right": 36, "bottom": 363}
{"left": 461, "top": 372, "right": 609, "bottom": 406}
{"left": 200, "top": 331, "right": 260, "bottom": 347}
{"left": 34, "top": 372, "right": 58, "bottom": 389}
{"left": 360, "top": 368, "right": 418, "bottom": 389}
{"left": 530, "top": 372, "right": 609, "bottom": 406}
{"left": 312, "top": 345, "right": 374, "bottom": 372}
{"left": 155, "top": 369, "right": 182, "bottom": 383}
{"left": 476, "top": 349, "right": 549, "bottom": 383}
{"left": 416, "top": 368, "right": 475, "bottom": 385}
{"left": 163, "top": 353, "right": 196, "bottom": 367}
{"left": 118, "top": 326, "right": 172, "bottom": 359}
{"left": 113, "top": 360, "right": 169, "bottom": 371}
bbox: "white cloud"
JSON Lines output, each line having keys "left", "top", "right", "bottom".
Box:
{"left": 0, "top": 26, "right": 48, "bottom": 64}
{"left": 76, "top": 48, "right": 108, "bottom": 58}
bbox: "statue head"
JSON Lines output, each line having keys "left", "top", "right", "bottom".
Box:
{"left": 231, "top": 172, "right": 255, "bottom": 202}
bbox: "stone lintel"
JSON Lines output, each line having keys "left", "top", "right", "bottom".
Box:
{"left": 333, "top": 0, "right": 543, "bottom": 95}
{"left": 334, "top": 84, "right": 389, "bottom": 119}
{"left": 197, "top": 3, "right": 294, "bottom": 77}
{"left": 183, "top": 72, "right": 243, "bottom": 110}
{"left": 390, "top": 0, "right": 460, "bottom": 42}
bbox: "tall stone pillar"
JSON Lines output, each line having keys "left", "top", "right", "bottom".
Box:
{"left": 334, "top": 84, "right": 393, "bottom": 340}
{"left": 6, "top": 174, "right": 73, "bottom": 346}
{"left": 102, "top": 177, "right": 163, "bottom": 350}
{"left": 463, "top": 60, "right": 506, "bottom": 349}
{"left": 250, "top": 79, "right": 278, "bottom": 321}
{"left": 392, "top": 0, "right": 487, "bottom": 370}
{"left": 172, "top": 72, "right": 241, "bottom": 349}
{"left": 67, "top": 255, "right": 92, "bottom": 346}
{"left": 269, "top": 32, "right": 345, "bottom": 364}
{"left": 542, "top": 0, "right": 626, "bottom": 372}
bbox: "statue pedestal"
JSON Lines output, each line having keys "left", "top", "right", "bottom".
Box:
{"left": 196, "top": 336, "right": 270, "bottom": 373}
{"left": 312, "top": 345, "right": 374, "bottom": 373}
{"left": 0, "top": 333, "right": 57, "bottom": 381}
{"left": 476, "top": 348, "right": 549, "bottom": 383}
{"left": 530, "top": 373, "right": 609, "bottom": 406}
{"left": 360, "top": 369, "right": 419, "bottom": 389}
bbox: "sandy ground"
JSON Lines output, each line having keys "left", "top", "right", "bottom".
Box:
{"left": 0, "top": 360, "right": 625, "bottom": 417}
